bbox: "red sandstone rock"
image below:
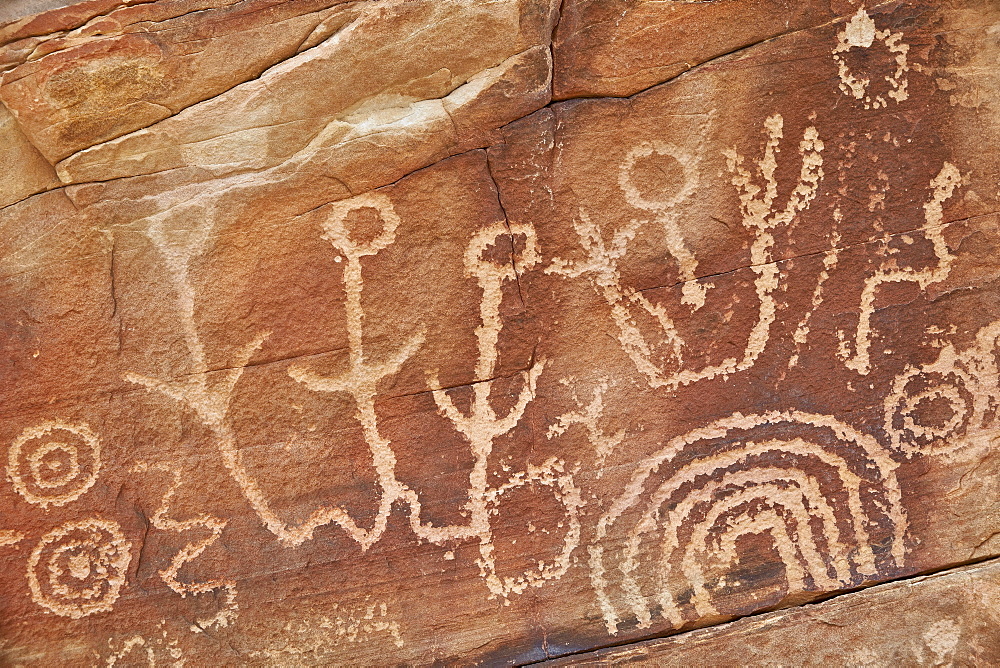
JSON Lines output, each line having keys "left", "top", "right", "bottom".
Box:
{"left": 1, "top": 0, "right": 999, "bottom": 664}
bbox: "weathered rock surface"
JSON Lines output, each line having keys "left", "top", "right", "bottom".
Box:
{"left": 1, "top": 0, "right": 999, "bottom": 665}
{"left": 548, "top": 558, "right": 1000, "bottom": 666}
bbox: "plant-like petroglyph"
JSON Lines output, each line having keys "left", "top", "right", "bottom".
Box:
{"left": 7, "top": 421, "right": 101, "bottom": 509}
{"left": 27, "top": 518, "right": 132, "bottom": 619}
{"left": 788, "top": 226, "right": 842, "bottom": 369}
{"left": 121, "top": 205, "right": 288, "bottom": 544}
{"left": 885, "top": 318, "right": 1000, "bottom": 460}
{"left": 421, "top": 221, "right": 584, "bottom": 598}
{"left": 547, "top": 377, "right": 625, "bottom": 471}
{"left": 131, "top": 462, "right": 237, "bottom": 630}
{"left": 549, "top": 115, "right": 824, "bottom": 389}
{"left": 589, "top": 411, "right": 906, "bottom": 634}
{"left": 842, "top": 162, "right": 962, "bottom": 375}
{"left": 833, "top": 8, "right": 910, "bottom": 109}
{"left": 288, "top": 192, "right": 425, "bottom": 550}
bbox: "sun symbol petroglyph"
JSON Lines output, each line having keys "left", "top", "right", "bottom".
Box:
{"left": 549, "top": 115, "right": 824, "bottom": 389}
{"left": 842, "top": 162, "right": 962, "bottom": 375}
{"left": 885, "top": 318, "right": 1000, "bottom": 460}
{"left": 131, "top": 462, "right": 238, "bottom": 630}
{"left": 833, "top": 8, "right": 910, "bottom": 109}
{"left": 27, "top": 518, "right": 132, "bottom": 619}
{"left": 8, "top": 421, "right": 101, "bottom": 509}
{"left": 589, "top": 411, "right": 906, "bottom": 634}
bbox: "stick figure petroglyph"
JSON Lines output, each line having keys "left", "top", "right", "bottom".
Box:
{"left": 124, "top": 190, "right": 582, "bottom": 600}
{"left": 288, "top": 192, "right": 426, "bottom": 550}
{"left": 293, "top": 207, "right": 582, "bottom": 599}
{"left": 547, "top": 377, "right": 625, "bottom": 472}
{"left": 423, "top": 221, "right": 584, "bottom": 599}
{"left": 549, "top": 115, "right": 824, "bottom": 390}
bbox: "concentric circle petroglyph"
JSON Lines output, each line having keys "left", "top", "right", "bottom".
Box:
{"left": 883, "top": 319, "right": 1000, "bottom": 459}
{"left": 7, "top": 421, "right": 101, "bottom": 509}
{"left": 27, "top": 519, "right": 132, "bottom": 619}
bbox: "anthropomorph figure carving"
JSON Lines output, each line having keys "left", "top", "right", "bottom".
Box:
{"left": 549, "top": 114, "right": 824, "bottom": 390}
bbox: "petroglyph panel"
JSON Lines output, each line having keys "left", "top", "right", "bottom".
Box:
{"left": 2, "top": 0, "right": 1000, "bottom": 664}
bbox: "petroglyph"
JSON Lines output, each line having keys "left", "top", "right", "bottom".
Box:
{"left": 27, "top": 519, "right": 132, "bottom": 619}
{"left": 547, "top": 378, "right": 625, "bottom": 471}
{"left": 550, "top": 115, "right": 823, "bottom": 389}
{"left": 422, "top": 221, "right": 583, "bottom": 599}
{"left": 833, "top": 8, "right": 910, "bottom": 110}
{"left": 131, "top": 462, "right": 237, "bottom": 630}
{"left": 289, "top": 192, "right": 425, "bottom": 550}
{"left": 788, "top": 228, "right": 841, "bottom": 369}
{"left": 618, "top": 141, "right": 706, "bottom": 309}
{"left": 122, "top": 205, "right": 294, "bottom": 545}
{"left": 843, "top": 162, "right": 962, "bottom": 375}
{"left": 284, "top": 201, "right": 582, "bottom": 597}
{"left": 589, "top": 411, "right": 905, "bottom": 634}
{"left": 885, "top": 317, "right": 1000, "bottom": 460}
{"left": 0, "top": 530, "right": 25, "bottom": 547}
{"left": 104, "top": 626, "right": 185, "bottom": 667}
{"left": 7, "top": 421, "right": 101, "bottom": 509}
{"left": 248, "top": 599, "right": 403, "bottom": 661}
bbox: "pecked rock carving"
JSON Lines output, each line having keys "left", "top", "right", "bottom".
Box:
{"left": 2, "top": 0, "right": 1000, "bottom": 664}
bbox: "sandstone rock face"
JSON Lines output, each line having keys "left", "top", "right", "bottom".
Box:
{"left": 1, "top": 0, "right": 999, "bottom": 664}
{"left": 549, "top": 559, "right": 1000, "bottom": 666}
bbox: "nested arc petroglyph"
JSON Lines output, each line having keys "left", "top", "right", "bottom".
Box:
{"left": 589, "top": 412, "right": 907, "bottom": 635}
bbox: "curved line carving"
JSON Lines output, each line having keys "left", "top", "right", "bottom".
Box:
{"left": 589, "top": 410, "right": 906, "bottom": 634}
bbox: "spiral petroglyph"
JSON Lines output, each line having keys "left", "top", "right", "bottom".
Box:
{"left": 589, "top": 411, "right": 906, "bottom": 634}
{"left": 8, "top": 421, "right": 101, "bottom": 509}
{"left": 885, "top": 318, "right": 1000, "bottom": 459}
{"left": 27, "top": 519, "right": 132, "bottom": 619}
